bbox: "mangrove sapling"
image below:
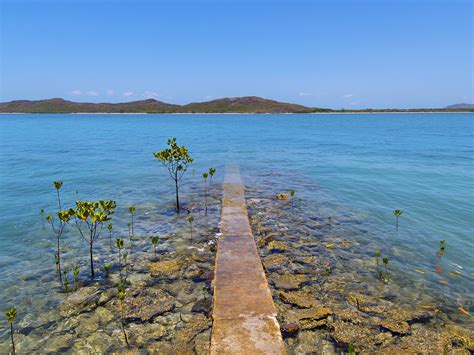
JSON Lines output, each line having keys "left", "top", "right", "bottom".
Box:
{"left": 73, "top": 264, "right": 80, "bottom": 290}
{"left": 209, "top": 167, "right": 216, "bottom": 184}
{"left": 375, "top": 250, "right": 381, "bottom": 267}
{"left": 153, "top": 138, "right": 193, "bottom": 213}
{"left": 381, "top": 257, "right": 390, "bottom": 282}
{"left": 72, "top": 200, "right": 117, "bottom": 278}
{"left": 5, "top": 307, "right": 17, "bottom": 355}
{"left": 127, "top": 223, "right": 131, "bottom": 241}
{"left": 40, "top": 209, "right": 45, "bottom": 229}
{"left": 439, "top": 240, "right": 446, "bottom": 252}
{"left": 53, "top": 181, "right": 63, "bottom": 211}
{"left": 63, "top": 271, "right": 70, "bottom": 294}
{"left": 107, "top": 223, "right": 113, "bottom": 250}
{"left": 116, "top": 238, "right": 124, "bottom": 281}
{"left": 128, "top": 206, "right": 135, "bottom": 239}
{"left": 393, "top": 209, "right": 403, "bottom": 230}
{"left": 289, "top": 189, "right": 296, "bottom": 207}
{"left": 104, "top": 263, "right": 111, "bottom": 278}
{"left": 123, "top": 253, "right": 129, "bottom": 278}
{"left": 203, "top": 172, "right": 209, "bottom": 215}
{"left": 327, "top": 216, "right": 333, "bottom": 226}
{"left": 55, "top": 253, "right": 60, "bottom": 271}
{"left": 46, "top": 210, "right": 74, "bottom": 287}
{"left": 151, "top": 236, "right": 159, "bottom": 256}
{"left": 188, "top": 215, "right": 194, "bottom": 240}
{"left": 117, "top": 283, "right": 130, "bottom": 347}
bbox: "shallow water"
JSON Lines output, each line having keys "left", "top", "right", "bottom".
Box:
{"left": 0, "top": 113, "right": 473, "bottom": 350}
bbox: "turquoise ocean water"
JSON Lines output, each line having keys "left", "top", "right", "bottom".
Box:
{"left": 0, "top": 113, "right": 473, "bottom": 329}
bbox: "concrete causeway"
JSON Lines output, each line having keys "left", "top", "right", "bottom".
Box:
{"left": 210, "top": 166, "right": 286, "bottom": 354}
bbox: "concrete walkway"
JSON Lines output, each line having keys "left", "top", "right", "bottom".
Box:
{"left": 210, "top": 166, "right": 286, "bottom": 354}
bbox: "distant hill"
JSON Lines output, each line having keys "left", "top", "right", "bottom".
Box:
{"left": 0, "top": 96, "right": 326, "bottom": 114}
{"left": 0, "top": 98, "right": 178, "bottom": 113}
{"left": 0, "top": 97, "right": 473, "bottom": 113}
{"left": 445, "top": 103, "right": 474, "bottom": 109}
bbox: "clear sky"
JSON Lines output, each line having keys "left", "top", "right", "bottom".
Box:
{"left": 0, "top": 0, "right": 472, "bottom": 108}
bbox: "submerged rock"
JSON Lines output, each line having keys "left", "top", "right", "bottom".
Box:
{"left": 268, "top": 240, "right": 290, "bottom": 252}
{"left": 192, "top": 298, "right": 212, "bottom": 314}
{"left": 173, "top": 313, "right": 211, "bottom": 349}
{"left": 273, "top": 273, "right": 311, "bottom": 291}
{"left": 275, "top": 193, "right": 289, "bottom": 200}
{"left": 127, "top": 322, "right": 168, "bottom": 347}
{"left": 123, "top": 288, "right": 175, "bottom": 322}
{"left": 149, "top": 259, "right": 183, "bottom": 277}
{"left": 59, "top": 286, "right": 102, "bottom": 317}
{"left": 279, "top": 291, "right": 319, "bottom": 309}
{"left": 263, "top": 254, "right": 290, "bottom": 270}
{"left": 281, "top": 322, "right": 300, "bottom": 337}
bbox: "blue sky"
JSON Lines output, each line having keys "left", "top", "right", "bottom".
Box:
{"left": 0, "top": 0, "right": 472, "bottom": 108}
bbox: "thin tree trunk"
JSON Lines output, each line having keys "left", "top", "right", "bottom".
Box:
{"left": 10, "top": 323, "right": 15, "bottom": 355}
{"left": 57, "top": 237, "right": 63, "bottom": 286}
{"left": 56, "top": 190, "right": 62, "bottom": 211}
{"left": 90, "top": 242, "right": 94, "bottom": 278}
{"left": 175, "top": 177, "right": 180, "bottom": 212}
{"left": 204, "top": 180, "right": 208, "bottom": 215}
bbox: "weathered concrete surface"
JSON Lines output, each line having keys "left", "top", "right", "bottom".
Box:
{"left": 211, "top": 166, "right": 286, "bottom": 354}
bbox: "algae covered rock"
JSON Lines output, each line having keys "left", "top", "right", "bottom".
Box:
{"left": 276, "top": 193, "right": 289, "bottom": 200}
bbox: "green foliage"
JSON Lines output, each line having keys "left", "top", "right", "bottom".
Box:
{"left": 117, "top": 283, "right": 126, "bottom": 301}
{"left": 5, "top": 307, "right": 16, "bottom": 324}
{"left": 439, "top": 240, "right": 446, "bottom": 251}
{"left": 202, "top": 172, "right": 208, "bottom": 179}
{"left": 383, "top": 257, "right": 389, "bottom": 268}
{"left": 393, "top": 209, "right": 403, "bottom": 217}
{"left": 153, "top": 138, "right": 193, "bottom": 212}
{"left": 116, "top": 238, "right": 124, "bottom": 250}
{"left": 53, "top": 181, "right": 63, "bottom": 190}
{"left": 209, "top": 167, "right": 216, "bottom": 182}
{"left": 104, "top": 263, "right": 111, "bottom": 278}
{"left": 73, "top": 264, "right": 80, "bottom": 280}
{"left": 128, "top": 206, "right": 135, "bottom": 215}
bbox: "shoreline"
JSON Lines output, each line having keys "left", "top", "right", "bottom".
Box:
{"left": 0, "top": 111, "right": 472, "bottom": 115}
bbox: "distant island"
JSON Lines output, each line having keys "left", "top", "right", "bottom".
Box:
{"left": 0, "top": 97, "right": 472, "bottom": 114}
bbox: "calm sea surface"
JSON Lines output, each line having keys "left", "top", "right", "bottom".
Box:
{"left": 0, "top": 113, "right": 473, "bottom": 334}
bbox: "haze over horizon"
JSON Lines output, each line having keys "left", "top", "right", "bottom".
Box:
{"left": 1, "top": 0, "right": 472, "bottom": 109}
